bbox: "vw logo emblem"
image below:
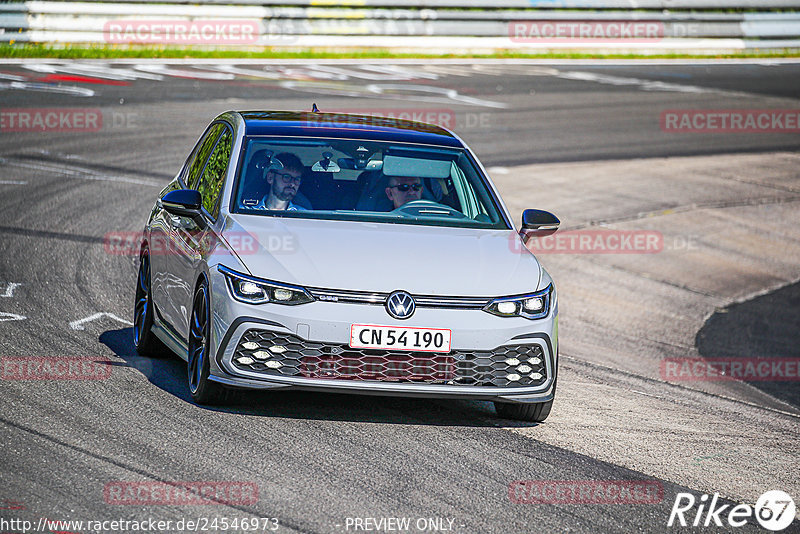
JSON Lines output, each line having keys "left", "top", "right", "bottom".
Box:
{"left": 385, "top": 290, "right": 415, "bottom": 320}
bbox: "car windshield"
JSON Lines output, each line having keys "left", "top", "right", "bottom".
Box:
{"left": 231, "top": 137, "right": 510, "bottom": 230}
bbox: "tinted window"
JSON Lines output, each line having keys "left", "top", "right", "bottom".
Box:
{"left": 185, "top": 123, "right": 224, "bottom": 190}
{"left": 232, "top": 137, "right": 509, "bottom": 230}
{"left": 197, "top": 127, "right": 233, "bottom": 218}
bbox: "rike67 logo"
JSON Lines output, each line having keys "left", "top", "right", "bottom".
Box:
{"left": 668, "top": 490, "right": 796, "bottom": 531}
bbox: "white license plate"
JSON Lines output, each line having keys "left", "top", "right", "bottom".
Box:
{"left": 350, "top": 324, "right": 452, "bottom": 353}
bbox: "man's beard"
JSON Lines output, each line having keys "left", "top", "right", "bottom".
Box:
{"left": 275, "top": 187, "right": 296, "bottom": 201}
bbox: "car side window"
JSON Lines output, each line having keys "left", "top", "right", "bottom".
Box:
{"left": 197, "top": 126, "right": 233, "bottom": 219}
{"left": 185, "top": 123, "right": 224, "bottom": 190}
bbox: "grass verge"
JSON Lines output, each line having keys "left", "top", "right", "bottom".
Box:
{"left": 1, "top": 43, "right": 799, "bottom": 60}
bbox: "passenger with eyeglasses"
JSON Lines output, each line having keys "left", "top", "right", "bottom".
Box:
{"left": 385, "top": 176, "right": 423, "bottom": 210}
{"left": 255, "top": 152, "right": 309, "bottom": 211}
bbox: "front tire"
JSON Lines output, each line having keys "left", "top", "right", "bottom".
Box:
{"left": 187, "top": 279, "right": 226, "bottom": 405}
{"left": 133, "top": 250, "right": 166, "bottom": 356}
{"left": 494, "top": 377, "right": 557, "bottom": 422}
{"left": 494, "top": 399, "right": 553, "bottom": 422}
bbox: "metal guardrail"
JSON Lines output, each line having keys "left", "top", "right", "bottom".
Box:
{"left": 1, "top": 0, "right": 799, "bottom": 51}
{"left": 9, "top": 0, "right": 800, "bottom": 7}
{"left": 2, "top": 3, "right": 799, "bottom": 20}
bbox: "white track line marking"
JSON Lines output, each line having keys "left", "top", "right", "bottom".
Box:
{"left": 0, "top": 283, "right": 22, "bottom": 298}
{"left": 69, "top": 312, "right": 133, "bottom": 331}
{"left": 134, "top": 64, "right": 235, "bottom": 80}
{"left": 0, "top": 312, "right": 26, "bottom": 322}
{"left": 22, "top": 63, "right": 164, "bottom": 81}
{"left": 0, "top": 81, "right": 94, "bottom": 97}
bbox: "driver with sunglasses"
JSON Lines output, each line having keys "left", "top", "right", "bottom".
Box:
{"left": 255, "top": 152, "right": 308, "bottom": 211}
{"left": 385, "top": 176, "right": 423, "bottom": 210}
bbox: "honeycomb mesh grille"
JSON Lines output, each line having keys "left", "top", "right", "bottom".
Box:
{"left": 231, "top": 329, "right": 547, "bottom": 388}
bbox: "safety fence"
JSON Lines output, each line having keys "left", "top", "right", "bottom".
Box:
{"left": 1, "top": 0, "right": 799, "bottom": 52}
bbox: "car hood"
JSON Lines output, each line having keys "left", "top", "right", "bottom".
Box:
{"left": 220, "top": 215, "right": 541, "bottom": 296}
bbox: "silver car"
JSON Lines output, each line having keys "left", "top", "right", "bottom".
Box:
{"left": 134, "top": 110, "right": 560, "bottom": 422}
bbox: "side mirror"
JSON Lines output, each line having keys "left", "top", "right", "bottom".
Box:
{"left": 521, "top": 209, "right": 560, "bottom": 238}
{"left": 161, "top": 189, "right": 204, "bottom": 222}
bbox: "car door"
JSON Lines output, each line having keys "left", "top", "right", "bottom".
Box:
{"left": 156, "top": 123, "right": 224, "bottom": 340}
{"left": 150, "top": 125, "right": 219, "bottom": 337}
{"left": 148, "top": 179, "right": 182, "bottom": 335}
{"left": 169, "top": 122, "right": 233, "bottom": 342}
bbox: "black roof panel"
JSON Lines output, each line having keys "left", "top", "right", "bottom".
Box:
{"left": 239, "top": 111, "right": 463, "bottom": 148}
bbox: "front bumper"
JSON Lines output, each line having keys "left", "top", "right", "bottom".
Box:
{"left": 208, "top": 270, "right": 558, "bottom": 404}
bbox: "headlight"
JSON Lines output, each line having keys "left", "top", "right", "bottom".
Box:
{"left": 483, "top": 284, "right": 552, "bottom": 320}
{"left": 218, "top": 265, "right": 314, "bottom": 306}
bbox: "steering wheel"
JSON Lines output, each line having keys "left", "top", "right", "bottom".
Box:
{"left": 391, "top": 199, "right": 466, "bottom": 218}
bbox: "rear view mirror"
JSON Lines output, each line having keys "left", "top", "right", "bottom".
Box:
{"left": 337, "top": 157, "right": 357, "bottom": 170}
{"left": 521, "top": 209, "right": 559, "bottom": 238}
{"left": 338, "top": 157, "right": 383, "bottom": 171}
{"left": 254, "top": 150, "right": 281, "bottom": 171}
{"left": 312, "top": 151, "right": 340, "bottom": 173}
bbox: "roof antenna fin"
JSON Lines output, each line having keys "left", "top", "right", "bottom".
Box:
{"left": 312, "top": 103, "right": 320, "bottom": 113}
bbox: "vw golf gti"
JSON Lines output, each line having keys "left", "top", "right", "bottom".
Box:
{"left": 134, "top": 110, "right": 560, "bottom": 422}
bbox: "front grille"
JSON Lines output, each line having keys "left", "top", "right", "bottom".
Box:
{"left": 305, "top": 287, "right": 490, "bottom": 309}
{"left": 230, "top": 329, "right": 547, "bottom": 388}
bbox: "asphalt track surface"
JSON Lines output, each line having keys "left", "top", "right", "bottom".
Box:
{"left": 0, "top": 59, "right": 799, "bottom": 534}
